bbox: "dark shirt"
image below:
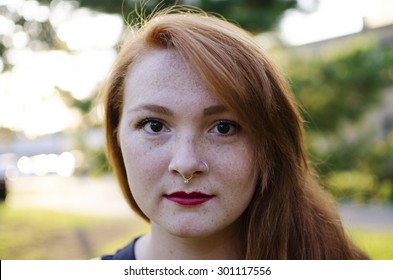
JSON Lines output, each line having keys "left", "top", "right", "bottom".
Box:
{"left": 101, "top": 237, "right": 139, "bottom": 260}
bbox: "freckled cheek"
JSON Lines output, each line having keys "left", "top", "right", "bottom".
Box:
{"left": 120, "top": 136, "right": 168, "bottom": 182}
{"left": 217, "top": 144, "right": 255, "bottom": 176}
{"left": 220, "top": 145, "right": 257, "bottom": 196}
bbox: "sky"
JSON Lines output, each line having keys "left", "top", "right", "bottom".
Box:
{"left": 0, "top": 0, "right": 392, "bottom": 138}
{"left": 279, "top": 0, "right": 393, "bottom": 45}
{"left": 0, "top": 0, "right": 123, "bottom": 137}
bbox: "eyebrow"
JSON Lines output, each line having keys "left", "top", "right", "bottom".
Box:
{"left": 127, "top": 104, "right": 227, "bottom": 116}
{"left": 127, "top": 104, "right": 174, "bottom": 116}
{"left": 203, "top": 105, "right": 228, "bottom": 116}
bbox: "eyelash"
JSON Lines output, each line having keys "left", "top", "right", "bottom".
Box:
{"left": 134, "top": 118, "right": 240, "bottom": 136}
{"left": 135, "top": 118, "right": 168, "bottom": 134}
{"left": 210, "top": 120, "right": 240, "bottom": 136}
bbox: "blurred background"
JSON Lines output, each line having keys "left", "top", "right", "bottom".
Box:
{"left": 0, "top": 0, "right": 392, "bottom": 259}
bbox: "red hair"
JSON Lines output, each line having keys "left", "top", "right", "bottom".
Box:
{"left": 103, "top": 9, "right": 368, "bottom": 259}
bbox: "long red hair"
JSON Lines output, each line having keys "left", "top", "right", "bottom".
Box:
{"left": 103, "top": 8, "right": 368, "bottom": 259}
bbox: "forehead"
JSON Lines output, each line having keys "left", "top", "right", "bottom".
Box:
{"left": 128, "top": 49, "right": 187, "bottom": 80}
{"left": 124, "top": 49, "right": 217, "bottom": 106}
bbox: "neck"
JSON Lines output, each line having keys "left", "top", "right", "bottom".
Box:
{"left": 135, "top": 221, "right": 245, "bottom": 260}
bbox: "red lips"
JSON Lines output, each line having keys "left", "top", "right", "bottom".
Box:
{"left": 164, "top": 191, "right": 214, "bottom": 206}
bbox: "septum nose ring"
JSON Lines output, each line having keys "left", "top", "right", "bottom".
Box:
{"left": 181, "top": 160, "right": 208, "bottom": 184}
{"left": 182, "top": 174, "right": 193, "bottom": 184}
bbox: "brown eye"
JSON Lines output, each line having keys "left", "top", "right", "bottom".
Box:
{"left": 137, "top": 119, "right": 168, "bottom": 134}
{"left": 211, "top": 121, "right": 238, "bottom": 136}
{"left": 148, "top": 120, "right": 164, "bottom": 133}
{"left": 217, "top": 122, "right": 231, "bottom": 134}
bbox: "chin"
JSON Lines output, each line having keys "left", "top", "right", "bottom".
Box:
{"left": 166, "top": 220, "right": 230, "bottom": 240}
{"left": 169, "top": 225, "right": 211, "bottom": 238}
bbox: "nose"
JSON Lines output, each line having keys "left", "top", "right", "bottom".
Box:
{"left": 168, "top": 135, "right": 209, "bottom": 181}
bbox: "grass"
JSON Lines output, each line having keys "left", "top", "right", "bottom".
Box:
{"left": 347, "top": 228, "right": 393, "bottom": 259}
{"left": 1, "top": 203, "right": 392, "bottom": 259}
{"left": 0, "top": 203, "right": 147, "bottom": 259}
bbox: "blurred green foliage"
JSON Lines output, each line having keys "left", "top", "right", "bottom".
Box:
{"left": 287, "top": 42, "right": 393, "bottom": 202}
{"left": 291, "top": 45, "right": 392, "bottom": 131}
{"left": 37, "top": 0, "right": 296, "bottom": 33}
{"left": 327, "top": 171, "right": 377, "bottom": 202}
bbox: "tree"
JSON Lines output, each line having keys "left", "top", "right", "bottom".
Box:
{"left": 37, "top": 0, "right": 297, "bottom": 32}
{"left": 1, "top": 0, "right": 298, "bottom": 72}
{"left": 287, "top": 42, "right": 393, "bottom": 202}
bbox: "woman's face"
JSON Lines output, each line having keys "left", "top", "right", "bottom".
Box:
{"left": 119, "top": 49, "right": 257, "bottom": 239}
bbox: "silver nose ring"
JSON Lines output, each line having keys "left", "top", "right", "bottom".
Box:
{"left": 201, "top": 160, "right": 208, "bottom": 171}
{"left": 180, "top": 161, "right": 208, "bottom": 184}
{"left": 182, "top": 174, "right": 193, "bottom": 184}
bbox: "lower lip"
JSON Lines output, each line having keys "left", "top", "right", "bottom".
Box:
{"left": 164, "top": 196, "right": 214, "bottom": 206}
